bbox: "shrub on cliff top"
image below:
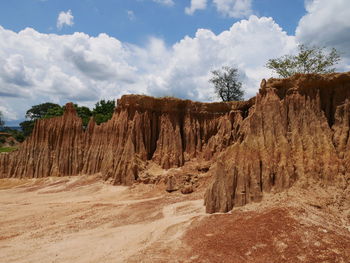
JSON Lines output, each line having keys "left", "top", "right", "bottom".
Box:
{"left": 266, "top": 44, "right": 341, "bottom": 78}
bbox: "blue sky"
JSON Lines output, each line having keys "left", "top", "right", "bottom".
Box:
{"left": 0, "top": 0, "right": 349, "bottom": 125}
{"left": 0, "top": 0, "right": 306, "bottom": 44}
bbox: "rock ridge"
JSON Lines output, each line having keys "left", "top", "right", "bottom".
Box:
{"left": 205, "top": 72, "right": 350, "bottom": 213}
{"left": 0, "top": 94, "right": 250, "bottom": 184}
{"left": 1, "top": 72, "right": 350, "bottom": 214}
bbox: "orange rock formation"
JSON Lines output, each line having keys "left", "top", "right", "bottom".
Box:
{"left": 205, "top": 72, "right": 350, "bottom": 213}
{"left": 1, "top": 72, "right": 349, "bottom": 213}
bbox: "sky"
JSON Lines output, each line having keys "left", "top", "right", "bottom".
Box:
{"left": 0, "top": 0, "right": 349, "bottom": 125}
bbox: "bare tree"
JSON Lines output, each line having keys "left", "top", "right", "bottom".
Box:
{"left": 209, "top": 66, "right": 244, "bottom": 101}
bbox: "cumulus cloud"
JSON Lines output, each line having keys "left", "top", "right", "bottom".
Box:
{"left": 2, "top": 0, "right": 349, "bottom": 125}
{"left": 296, "top": 0, "right": 350, "bottom": 55}
{"left": 185, "top": 0, "right": 207, "bottom": 15}
{"left": 296, "top": 0, "right": 350, "bottom": 69}
{"left": 152, "top": 0, "right": 174, "bottom": 7}
{"left": 213, "top": 0, "right": 252, "bottom": 18}
{"left": 147, "top": 16, "right": 295, "bottom": 100}
{"left": 0, "top": 15, "right": 297, "bottom": 123}
{"left": 1, "top": 54, "right": 32, "bottom": 87}
{"left": 0, "top": 105, "right": 18, "bottom": 121}
{"left": 57, "top": 9, "right": 74, "bottom": 30}
{"left": 0, "top": 26, "right": 142, "bottom": 121}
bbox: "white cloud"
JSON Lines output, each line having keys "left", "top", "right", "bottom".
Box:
{"left": 213, "top": 0, "right": 252, "bottom": 18}
{"left": 296, "top": 0, "right": 350, "bottom": 61}
{"left": 147, "top": 15, "right": 296, "bottom": 100}
{"left": 185, "top": 0, "right": 207, "bottom": 15}
{"left": 0, "top": 105, "right": 18, "bottom": 121}
{"left": 0, "top": 26, "right": 141, "bottom": 121}
{"left": 0, "top": 16, "right": 297, "bottom": 123}
{"left": 152, "top": 0, "right": 174, "bottom": 7}
{"left": 2, "top": 0, "right": 349, "bottom": 125}
{"left": 127, "top": 10, "right": 135, "bottom": 21}
{"left": 56, "top": 9, "right": 74, "bottom": 30}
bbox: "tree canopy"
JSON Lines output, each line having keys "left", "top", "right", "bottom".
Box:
{"left": 266, "top": 44, "right": 341, "bottom": 78}
{"left": 1, "top": 126, "right": 25, "bottom": 142}
{"left": 209, "top": 66, "right": 244, "bottom": 102}
{"left": 43, "top": 106, "right": 64, "bottom": 119}
{"left": 92, "top": 100, "right": 115, "bottom": 125}
{"left": 21, "top": 103, "right": 62, "bottom": 137}
{"left": 75, "top": 105, "right": 92, "bottom": 126}
{"left": 25, "top": 102, "right": 61, "bottom": 120}
{"left": 19, "top": 120, "right": 35, "bottom": 137}
{"left": 0, "top": 111, "right": 4, "bottom": 128}
{"left": 19, "top": 99, "right": 116, "bottom": 137}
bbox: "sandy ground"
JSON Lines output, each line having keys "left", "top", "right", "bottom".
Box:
{"left": 0, "top": 175, "right": 349, "bottom": 263}
{"left": 0, "top": 175, "right": 205, "bottom": 263}
{"left": 184, "top": 184, "right": 350, "bottom": 263}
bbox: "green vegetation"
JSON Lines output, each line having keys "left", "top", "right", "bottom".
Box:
{"left": 20, "top": 103, "right": 62, "bottom": 137}
{"left": 0, "top": 146, "right": 18, "bottom": 153}
{"left": 25, "top": 102, "right": 61, "bottom": 120}
{"left": 1, "top": 127, "right": 25, "bottom": 143}
{"left": 266, "top": 44, "right": 341, "bottom": 78}
{"left": 43, "top": 105, "right": 65, "bottom": 119}
{"left": 0, "top": 111, "right": 4, "bottom": 128}
{"left": 92, "top": 100, "right": 115, "bottom": 125}
{"left": 75, "top": 105, "right": 92, "bottom": 126}
{"left": 40, "top": 104, "right": 92, "bottom": 126}
{"left": 209, "top": 66, "right": 244, "bottom": 102}
{"left": 19, "top": 120, "right": 35, "bottom": 138}
{"left": 19, "top": 99, "right": 116, "bottom": 138}
{"left": 0, "top": 111, "right": 24, "bottom": 143}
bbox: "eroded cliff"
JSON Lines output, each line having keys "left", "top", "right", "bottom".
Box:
{"left": 0, "top": 95, "right": 252, "bottom": 186}
{"left": 205, "top": 72, "right": 350, "bottom": 213}
{"left": 1, "top": 72, "right": 349, "bottom": 214}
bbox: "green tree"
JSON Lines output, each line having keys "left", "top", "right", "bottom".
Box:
{"left": 209, "top": 66, "right": 244, "bottom": 102}
{"left": 21, "top": 103, "right": 94, "bottom": 136}
{"left": 43, "top": 104, "right": 92, "bottom": 126}
{"left": 92, "top": 100, "right": 115, "bottom": 125}
{"left": 266, "top": 44, "right": 341, "bottom": 78}
{"left": 0, "top": 111, "right": 4, "bottom": 129}
{"left": 43, "top": 106, "right": 64, "bottom": 119}
{"left": 25, "top": 102, "right": 61, "bottom": 120}
{"left": 20, "top": 102, "right": 61, "bottom": 137}
{"left": 20, "top": 103, "right": 61, "bottom": 137}
{"left": 75, "top": 105, "right": 92, "bottom": 127}
{"left": 20, "top": 99, "right": 115, "bottom": 137}
{"left": 2, "top": 127, "right": 25, "bottom": 142}
{"left": 19, "top": 120, "right": 35, "bottom": 137}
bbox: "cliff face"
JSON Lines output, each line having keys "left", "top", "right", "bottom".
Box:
{"left": 0, "top": 104, "right": 84, "bottom": 179}
{"left": 205, "top": 72, "right": 350, "bottom": 213}
{"left": 0, "top": 95, "right": 251, "bottom": 185}
{"left": 1, "top": 72, "right": 349, "bottom": 213}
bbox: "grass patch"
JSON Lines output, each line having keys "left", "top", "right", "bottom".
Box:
{"left": 0, "top": 147, "right": 17, "bottom": 153}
